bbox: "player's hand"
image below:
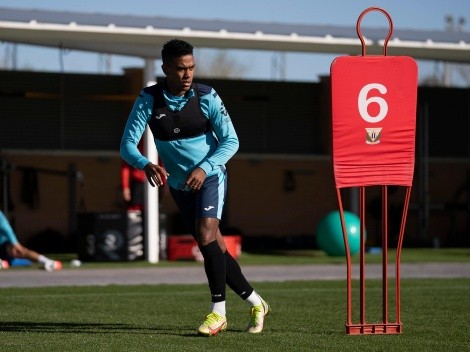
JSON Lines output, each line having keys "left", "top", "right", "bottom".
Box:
{"left": 184, "top": 167, "right": 206, "bottom": 192}
{"left": 144, "top": 162, "right": 169, "bottom": 187}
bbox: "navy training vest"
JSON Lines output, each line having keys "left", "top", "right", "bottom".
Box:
{"left": 143, "top": 83, "right": 211, "bottom": 141}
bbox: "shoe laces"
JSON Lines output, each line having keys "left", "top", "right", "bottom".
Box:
{"left": 204, "top": 312, "right": 223, "bottom": 326}
{"left": 250, "top": 304, "right": 264, "bottom": 325}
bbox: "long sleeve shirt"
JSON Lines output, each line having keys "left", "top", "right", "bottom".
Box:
{"left": 0, "top": 211, "right": 19, "bottom": 246}
{"left": 120, "top": 84, "right": 239, "bottom": 190}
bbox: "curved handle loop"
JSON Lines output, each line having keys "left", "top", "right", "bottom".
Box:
{"left": 356, "top": 7, "right": 394, "bottom": 56}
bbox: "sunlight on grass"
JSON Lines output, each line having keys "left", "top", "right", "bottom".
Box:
{"left": 0, "top": 279, "right": 469, "bottom": 352}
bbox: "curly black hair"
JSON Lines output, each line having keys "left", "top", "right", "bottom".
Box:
{"left": 161, "top": 39, "right": 194, "bottom": 64}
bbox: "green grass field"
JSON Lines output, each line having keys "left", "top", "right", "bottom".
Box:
{"left": 1, "top": 248, "right": 469, "bottom": 351}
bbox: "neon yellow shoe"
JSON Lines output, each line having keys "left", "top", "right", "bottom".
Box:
{"left": 247, "top": 299, "right": 269, "bottom": 333}
{"left": 197, "top": 312, "right": 227, "bottom": 336}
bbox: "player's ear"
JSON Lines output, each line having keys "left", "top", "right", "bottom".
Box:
{"left": 161, "top": 64, "right": 167, "bottom": 75}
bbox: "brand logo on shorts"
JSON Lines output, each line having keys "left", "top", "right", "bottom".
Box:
{"left": 173, "top": 128, "right": 180, "bottom": 134}
{"left": 204, "top": 206, "right": 215, "bottom": 211}
{"left": 156, "top": 113, "right": 166, "bottom": 119}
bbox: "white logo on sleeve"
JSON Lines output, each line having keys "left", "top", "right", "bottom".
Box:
{"left": 204, "top": 206, "right": 215, "bottom": 211}
{"left": 156, "top": 113, "right": 166, "bottom": 119}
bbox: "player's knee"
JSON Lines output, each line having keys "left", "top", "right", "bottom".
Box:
{"left": 197, "top": 218, "right": 219, "bottom": 241}
{"left": 198, "top": 230, "right": 217, "bottom": 246}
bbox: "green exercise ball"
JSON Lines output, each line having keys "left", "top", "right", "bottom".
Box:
{"left": 316, "top": 211, "right": 364, "bottom": 256}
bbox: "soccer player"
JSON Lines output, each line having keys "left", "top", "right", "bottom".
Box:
{"left": 120, "top": 39, "right": 269, "bottom": 336}
{"left": 0, "top": 210, "right": 62, "bottom": 271}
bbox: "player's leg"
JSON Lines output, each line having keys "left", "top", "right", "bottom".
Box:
{"left": 197, "top": 217, "right": 227, "bottom": 336}
{"left": 169, "top": 182, "right": 227, "bottom": 336}
{"left": 218, "top": 228, "right": 270, "bottom": 333}
{"left": 6, "top": 243, "right": 62, "bottom": 271}
{"left": 195, "top": 175, "right": 229, "bottom": 335}
{"left": 201, "top": 172, "right": 269, "bottom": 333}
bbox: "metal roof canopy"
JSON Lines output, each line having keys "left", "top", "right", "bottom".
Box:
{"left": 1, "top": 7, "right": 470, "bottom": 62}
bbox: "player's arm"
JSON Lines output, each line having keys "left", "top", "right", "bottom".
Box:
{"left": 197, "top": 89, "right": 239, "bottom": 175}
{"left": 120, "top": 91, "right": 153, "bottom": 169}
{"left": 0, "top": 211, "right": 19, "bottom": 245}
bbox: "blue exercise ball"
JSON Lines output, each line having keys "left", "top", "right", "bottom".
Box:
{"left": 316, "top": 211, "right": 364, "bottom": 256}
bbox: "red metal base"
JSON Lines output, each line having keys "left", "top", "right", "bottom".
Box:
{"left": 336, "top": 185, "right": 411, "bottom": 336}
{"left": 346, "top": 323, "right": 402, "bottom": 335}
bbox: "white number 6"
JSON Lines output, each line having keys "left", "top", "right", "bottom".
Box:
{"left": 358, "top": 83, "right": 388, "bottom": 123}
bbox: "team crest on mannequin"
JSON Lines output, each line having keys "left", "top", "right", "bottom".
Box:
{"left": 365, "top": 127, "right": 382, "bottom": 144}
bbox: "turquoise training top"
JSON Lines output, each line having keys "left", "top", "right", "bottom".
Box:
{"left": 120, "top": 84, "right": 239, "bottom": 190}
{"left": 0, "top": 211, "right": 19, "bottom": 245}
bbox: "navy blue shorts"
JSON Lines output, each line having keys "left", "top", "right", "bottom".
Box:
{"left": 170, "top": 172, "right": 227, "bottom": 237}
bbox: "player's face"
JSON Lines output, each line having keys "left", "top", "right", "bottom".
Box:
{"left": 163, "top": 54, "right": 195, "bottom": 96}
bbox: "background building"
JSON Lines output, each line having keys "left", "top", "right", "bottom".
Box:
{"left": 1, "top": 68, "right": 468, "bottom": 252}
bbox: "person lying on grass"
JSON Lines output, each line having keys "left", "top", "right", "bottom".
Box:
{"left": 0, "top": 210, "right": 62, "bottom": 271}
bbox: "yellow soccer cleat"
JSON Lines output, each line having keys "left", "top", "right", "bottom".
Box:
{"left": 197, "top": 312, "right": 227, "bottom": 336}
{"left": 247, "top": 299, "right": 270, "bottom": 333}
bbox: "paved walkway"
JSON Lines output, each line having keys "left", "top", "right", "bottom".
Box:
{"left": 1, "top": 263, "right": 469, "bottom": 288}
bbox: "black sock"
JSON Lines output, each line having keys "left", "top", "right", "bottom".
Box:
{"left": 225, "top": 251, "right": 254, "bottom": 300}
{"left": 199, "top": 240, "right": 226, "bottom": 302}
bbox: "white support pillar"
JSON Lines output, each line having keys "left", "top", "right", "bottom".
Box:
{"left": 143, "top": 57, "right": 159, "bottom": 263}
